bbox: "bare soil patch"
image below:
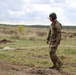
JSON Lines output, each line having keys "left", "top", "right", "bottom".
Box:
{"left": 0, "top": 60, "right": 75, "bottom": 75}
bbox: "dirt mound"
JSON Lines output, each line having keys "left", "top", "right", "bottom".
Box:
{"left": 27, "top": 67, "right": 76, "bottom": 75}
{"left": 28, "top": 67, "right": 52, "bottom": 75}
{"left": 0, "top": 39, "right": 12, "bottom": 44}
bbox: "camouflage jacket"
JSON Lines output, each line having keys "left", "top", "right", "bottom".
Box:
{"left": 47, "top": 20, "right": 62, "bottom": 45}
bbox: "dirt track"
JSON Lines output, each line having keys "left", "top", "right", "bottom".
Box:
{"left": 0, "top": 45, "right": 76, "bottom": 51}
{"left": 0, "top": 60, "right": 75, "bottom": 75}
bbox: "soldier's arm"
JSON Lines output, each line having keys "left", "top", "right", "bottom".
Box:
{"left": 55, "top": 24, "right": 61, "bottom": 45}
{"left": 47, "top": 28, "right": 51, "bottom": 41}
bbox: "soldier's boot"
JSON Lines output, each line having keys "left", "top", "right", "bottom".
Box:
{"left": 49, "top": 62, "right": 57, "bottom": 69}
{"left": 56, "top": 62, "right": 63, "bottom": 69}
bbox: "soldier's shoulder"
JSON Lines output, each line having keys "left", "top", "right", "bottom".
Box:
{"left": 55, "top": 21, "right": 62, "bottom": 28}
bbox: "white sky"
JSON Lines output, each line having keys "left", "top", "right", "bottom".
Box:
{"left": 0, "top": 0, "right": 76, "bottom": 26}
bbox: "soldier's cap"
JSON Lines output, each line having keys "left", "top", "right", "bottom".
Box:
{"left": 49, "top": 12, "right": 57, "bottom": 20}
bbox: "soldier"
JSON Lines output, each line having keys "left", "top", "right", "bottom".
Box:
{"left": 47, "top": 12, "right": 63, "bottom": 69}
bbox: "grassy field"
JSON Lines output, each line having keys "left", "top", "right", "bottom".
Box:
{"left": 0, "top": 25, "right": 76, "bottom": 75}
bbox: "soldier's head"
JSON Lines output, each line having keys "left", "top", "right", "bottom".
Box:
{"left": 49, "top": 12, "right": 57, "bottom": 22}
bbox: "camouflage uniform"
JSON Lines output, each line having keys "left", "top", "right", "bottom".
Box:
{"left": 47, "top": 20, "right": 62, "bottom": 68}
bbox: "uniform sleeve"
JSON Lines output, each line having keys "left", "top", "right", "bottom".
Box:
{"left": 55, "top": 24, "right": 61, "bottom": 45}
{"left": 47, "top": 28, "right": 51, "bottom": 41}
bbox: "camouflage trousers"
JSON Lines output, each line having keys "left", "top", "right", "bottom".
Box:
{"left": 49, "top": 41, "right": 61, "bottom": 65}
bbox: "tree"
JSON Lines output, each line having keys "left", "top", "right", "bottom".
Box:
{"left": 17, "top": 25, "right": 25, "bottom": 34}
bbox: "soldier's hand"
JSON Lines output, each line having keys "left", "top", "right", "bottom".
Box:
{"left": 47, "top": 40, "right": 49, "bottom": 44}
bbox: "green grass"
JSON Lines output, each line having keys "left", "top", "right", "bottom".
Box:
{"left": 0, "top": 47, "right": 51, "bottom": 67}
{"left": 0, "top": 39, "right": 76, "bottom": 69}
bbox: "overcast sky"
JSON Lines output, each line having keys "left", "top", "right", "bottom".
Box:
{"left": 0, "top": 0, "right": 76, "bottom": 26}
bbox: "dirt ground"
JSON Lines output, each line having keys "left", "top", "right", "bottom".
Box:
{"left": 0, "top": 60, "right": 75, "bottom": 75}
